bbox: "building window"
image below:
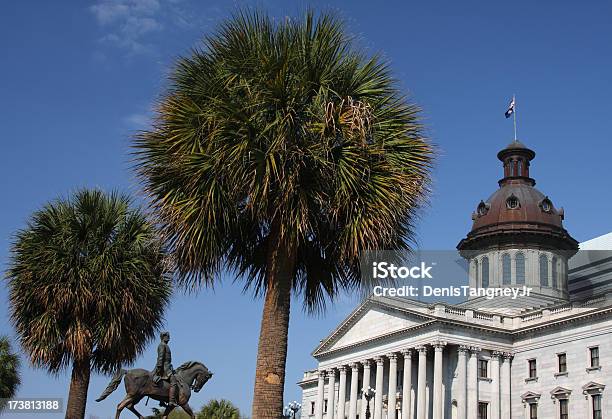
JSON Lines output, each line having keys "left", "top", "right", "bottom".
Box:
{"left": 474, "top": 260, "right": 479, "bottom": 285}
{"left": 311, "top": 401, "right": 315, "bottom": 415}
{"left": 506, "top": 195, "right": 520, "bottom": 209}
{"left": 539, "top": 255, "right": 549, "bottom": 287}
{"left": 529, "top": 403, "right": 538, "bottom": 419}
{"left": 558, "top": 353, "right": 567, "bottom": 373}
{"left": 590, "top": 347, "right": 600, "bottom": 368}
{"left": 478, "top": 402, "right": 488, "bottom": 419}
{"left": 516, "top": 252, "right": 525, "bottom": 284}
{"left": 559, "top": 399, "right": 569, "bottom": 419}
{"left": 593, "top": 394, "right": 602, "bottom": 419}
{"left": 482, "top": 257, "right": 489, "bottom": 288}
{"left": 528, "top": 359, "right": 537, "bottom": 379}
{"left": 502, "top": 254, "right": 511, "bottom": 284}
{"left": 552, "top": 256, "right": 558, "bottom": 288}
{"left": 478, "top": 360, "right": 488, "bottom": 378}
{"left": 518, "top": 159, "right": 523, "bottom": 176}
{"left": 324, "top": 399, "right": 328, "bottom": 413}
{"left": 477, "top": 201, "right": 489, "bottom": 216}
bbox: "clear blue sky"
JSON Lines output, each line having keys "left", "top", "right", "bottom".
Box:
{"left": 1, "top": 1, "right": 611, "bottom": 417}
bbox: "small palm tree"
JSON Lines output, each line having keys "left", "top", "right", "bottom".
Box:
{"left": 151, "top": 407, "right": 192, "bottom": 418}
{"left": 197, "top": 399, "right": 241, "bottom": 419}
{"left": 6, "top": 189, "right": 173, "bottom": 419}
{"left": 134, "top": 10, "right": 432, "bottom": 417}
{"left": 0, "top": 336, "right": 21, "bottom": 412}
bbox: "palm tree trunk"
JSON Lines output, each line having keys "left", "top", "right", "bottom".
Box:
{"left": 65, "top": 358, "right": 91, "bottom": 419}
{"left": 251, "top": 225, "right": 296, "bottom": 418}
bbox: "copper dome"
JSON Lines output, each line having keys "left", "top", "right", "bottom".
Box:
{"left": 457, "top": 141, "right": 578, "bottom": 251}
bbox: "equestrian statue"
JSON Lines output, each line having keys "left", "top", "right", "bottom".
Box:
{"left": 96, "top": 332, "right": 213, "bottom": 419}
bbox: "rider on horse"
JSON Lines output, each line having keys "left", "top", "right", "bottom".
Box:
{"left": 153, "top": 331, "right": 178, "bottom": 407}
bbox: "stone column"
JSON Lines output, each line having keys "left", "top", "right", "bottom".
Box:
{"left": 361, "top": 360, "right": 372, "bottom": 419}
{"left": 374, "top": 356, "right": 384, "bottom": 419}
{"left": 457, "top": 346, "right": 469, "bottom": 419}
{"left": 402, "top": 349, "right": 413, "bottom": 419}
{"left": 467, "top": 347, "right": 480, "bottom": 419}
{"left": 388, "top": 353, "right": 398, "bottom": 419}
{"left": 433, "top": 342, "right": 446, "bottom": 419}
{"left": 316, "top": 370, "right": 326, "bottom": 419}
{"left": 416, "top": 345, "right": 428, "bottom": 419}
{"left": 338, "top": 366, "right": 347, "bottom": 419}
{"left": 490, "top": 352, "right": 501, "bottom": 419}
{"left": 327, "top": 369, "right": 336, "bottom": 418}
{"left": 500, "top": 354, "right": 512, "bottom": 419}
{"left": 348, "top": 363, "right": 359, "bottom": 419}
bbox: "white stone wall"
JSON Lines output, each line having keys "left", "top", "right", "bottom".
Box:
{"left": 512, "top": 318, "right": 612, "bottom": 419}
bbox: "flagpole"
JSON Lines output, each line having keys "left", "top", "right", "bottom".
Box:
{"left": 513, "top": 94, "right": 517, "bottom": 141}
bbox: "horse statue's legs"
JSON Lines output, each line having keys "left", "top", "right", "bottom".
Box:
{"left": 161, "top": 405, "right": 175, "bottom": 419}
{"left": 114, "top": 396, "right": 133, "bottom": 419}
{"left": 126, "top": 396, "right": 144, "bottom": 419}
{"left": 179, "top": 403, "right": 195, "bottom": 419}
{"left": 114, "top": 395, "right": 145, "bottom": 419}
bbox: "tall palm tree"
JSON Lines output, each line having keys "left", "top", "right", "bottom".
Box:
{"left": 5, "top": 189, "right": 173, "bottom": 419}
{"left": 0, "top": 335, "right": 21, "bottom": 412}
{"left": 134, "top": 10, "right": 432, "bottom": 417}
{"left": 197, "top": 399, "right": 241, "bottom": 419}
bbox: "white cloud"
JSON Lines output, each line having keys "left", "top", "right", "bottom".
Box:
{"left": 90, "top": 0, "right": 165, "bottom": 54}
{"left": 124, "top": 112, "right": 151, "bottom": 128}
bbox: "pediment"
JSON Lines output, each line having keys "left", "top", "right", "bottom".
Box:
{"left": 550, "top": 387, "right": 572, "bottom": 398}
{"left": 583, "top": 381, "right": 605, "bottom": 394}
{"left": 313, "top": 297, "right": 433, "bottom": 356}
{"left": 521, "top": 391, "right": 541, "bottom": 402}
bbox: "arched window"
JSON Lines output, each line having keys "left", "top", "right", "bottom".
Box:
{"left": 516, "top": 252, "right": 525, "bottom": 284}
{"left": 473, "top": 259, "right": 479, "bottom": 286}
{"left": 517, "top": 159, "right": 523, "bottom": 176}
{"left": 539, "top": 254, "right": 549, "bottom": 286}
{"left": 481, "top": 257, "right": 489, "bottom": 288}
{"left": 552, "top": 256, "right": 558, "bottom": 288}
{"left": 502, "top": 253, "right": 511, "bottom": 284}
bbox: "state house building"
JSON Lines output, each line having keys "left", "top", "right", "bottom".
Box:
{"left": 299, "top": 141, "right": 612, "bottom": 419}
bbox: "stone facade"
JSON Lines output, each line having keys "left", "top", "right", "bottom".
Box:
{"left": 299, "top": 288, "right": 612, "bottom": 419}
{"left": 299, "top": 141, "right": 611, "bottom": 419}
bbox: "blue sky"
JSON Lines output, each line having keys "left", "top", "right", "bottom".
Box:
{"left": 1, "top": 0, "right": 611, "bottom": 417}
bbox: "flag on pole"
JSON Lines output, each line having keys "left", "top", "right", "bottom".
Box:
{"left": 505, "top": 96, "right": 515, "bottom": 118}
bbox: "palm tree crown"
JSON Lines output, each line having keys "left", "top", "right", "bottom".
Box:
{"left": 134, "top": 10, "right": 432, "bottom": 417}
{"left": 6, "top": 189, "right": 173, "bottom": 418}
{"left": 197, "top": 399, "right": 241, "bottom": 419}
{"left": 0, "top": 336, "right": 21, "bottom": 411}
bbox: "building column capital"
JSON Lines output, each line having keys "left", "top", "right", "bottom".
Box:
{"left": 362, "top": 359, "right": 372, "bottom": 368}
{"left": 433, "top": 340, "right": 447, "bottom": 351}
{"left": 416, "top": 345, "right": 428, "bottom": 353}
{"left": 326, "top": 367, "right": 336, "bottom": 376}
{"left": 388, "top": 352, "right": 399, "bottom": 362}
{"left": 374, "top": 355, "right": 385, "bottom": 365}
{"left": 459, "top": 344, "right": 471, "bottom": 354}
{"left": 339, "top": 365, "right": 347, "bottom": 374}
{"left": 401, "top": 348, "right": 413, "bottom": 358}
{"left": 470, "top": 346, "right": 482, "bottom": 354}
{"left": 350, "top": 362, "right": 360, "bottom": 371}
{"left": 317, "top": 370, "right": 326, "bottom": 379}
{"left": 502, "top": 352, "right": 514, "bottom": 360}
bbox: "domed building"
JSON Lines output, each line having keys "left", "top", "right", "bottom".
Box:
{"left": 299, "top": 141, "right": 612, "bottom": 419}
{"left": 458, "top": 140, "right": 578, "bottom": 309}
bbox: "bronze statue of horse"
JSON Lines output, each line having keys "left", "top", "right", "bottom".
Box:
{"left": 96, "top": 361, "right": 213, "bottom": 419}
